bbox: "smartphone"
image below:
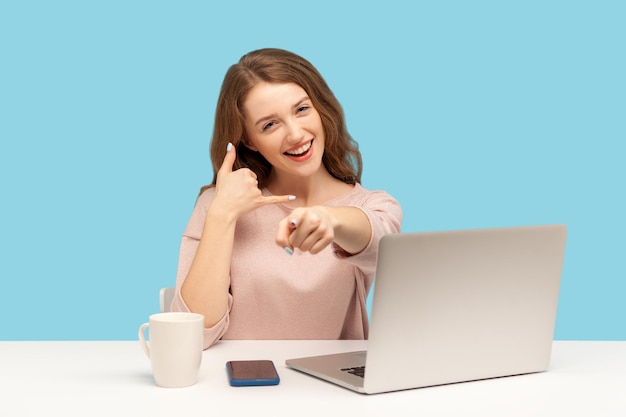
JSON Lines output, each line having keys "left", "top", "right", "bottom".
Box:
{"left": 226, "top": 360, "right": 280, "bottom": 386}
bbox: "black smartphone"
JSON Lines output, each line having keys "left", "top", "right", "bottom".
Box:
{"left": 226, "top": 360, "right": 280, "bottom": 386}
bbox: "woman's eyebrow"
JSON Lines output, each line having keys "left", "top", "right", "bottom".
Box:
{"left": 254, "top": 113, "right": 278, "bottom": 128}
{"left": 293, "top": 96, "right": 311, "bottom": 108}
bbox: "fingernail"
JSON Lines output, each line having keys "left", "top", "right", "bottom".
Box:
{"left": 227, "top": 142, "right": 233, "bottom": 152}
{"left": 288, "top": 195, "right": 296, "bottom": 201}
{"left": 284, "top": 246, "right": 294, "bottom": 256}
{"left": 290, "top": 218, "right": 297, "bottom": 227}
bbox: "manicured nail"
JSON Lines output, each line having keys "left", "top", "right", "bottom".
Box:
{"left": 288, "top": 195, "right": 296, "bottom": 201}
{"left": 226, "top": 142, "right": 233, "bottom": 152}
{"left": 284, "top": 246, "right": 294, "bottom": 256}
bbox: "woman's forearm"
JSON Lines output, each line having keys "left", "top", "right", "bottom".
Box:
{"left": 181, "top": 206, "right": 237, "bottom": 328}
{"left": 325, "top": 206, "right": 371, "bottom": 255}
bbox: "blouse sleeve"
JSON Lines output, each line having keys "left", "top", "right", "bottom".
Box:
{"left": 169, "top": 189, "right": 232, "bottom": 349}
{"left": 331, "top": 189, "right": 403, "bottom": 277}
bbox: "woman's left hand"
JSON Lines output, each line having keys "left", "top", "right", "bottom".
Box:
{"left": 276, "top": 207, "right": 336, "bottom": 255}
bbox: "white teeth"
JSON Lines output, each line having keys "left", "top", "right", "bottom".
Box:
{"left": 285, "top": 141, "right": 312, "bottom": 156}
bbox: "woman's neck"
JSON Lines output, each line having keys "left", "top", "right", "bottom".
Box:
{"left": 266, "top": 168, "right": 353, "bottom": 207}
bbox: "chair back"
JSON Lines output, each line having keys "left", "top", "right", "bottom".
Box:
{"left": 159, "top": 287, "right": 175, "bottom": 313}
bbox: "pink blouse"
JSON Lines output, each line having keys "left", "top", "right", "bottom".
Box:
{"left": 171, "top": 183, "right": 402, "bottom": 349}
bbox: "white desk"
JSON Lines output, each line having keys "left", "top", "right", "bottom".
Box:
{"left": 1, "top": 340, "right": 625, "bottom": 416}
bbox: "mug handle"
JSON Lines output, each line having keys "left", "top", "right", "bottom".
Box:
{"left": 138, "top": 322, "right": 150, "bottom": 358}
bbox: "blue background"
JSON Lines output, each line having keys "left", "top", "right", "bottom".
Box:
{"left": 1, "top": 1, "right": 624, "bottom": 341}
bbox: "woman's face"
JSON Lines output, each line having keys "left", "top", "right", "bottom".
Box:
{"left": 243, "top": 82, "right": 325, "bottom": 180}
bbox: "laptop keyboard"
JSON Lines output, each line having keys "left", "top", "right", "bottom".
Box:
{"left": 341, "top": 366, "right": 365, "bottom": 378}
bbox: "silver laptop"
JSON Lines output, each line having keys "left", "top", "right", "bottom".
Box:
{"left": 286, "top": 224, "right": 568, "bottom": 394}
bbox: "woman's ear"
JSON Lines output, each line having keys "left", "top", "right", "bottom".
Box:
{"left": 241, "top": 137, "right": 258, "bottom": 152}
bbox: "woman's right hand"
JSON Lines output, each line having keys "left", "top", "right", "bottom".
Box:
{"left": 211, "top": 143, "right": 294, "bottom": 220}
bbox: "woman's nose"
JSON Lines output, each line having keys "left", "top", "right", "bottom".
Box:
{"left": 285, "top": 119, "right": 305, "bottom": 143}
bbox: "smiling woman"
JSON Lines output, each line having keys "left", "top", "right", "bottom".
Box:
{"left": 169, "top": 48, "right": 403, "bottom": 349}
{"left": 242, "top": 82, "right": 325, "bottom": 183}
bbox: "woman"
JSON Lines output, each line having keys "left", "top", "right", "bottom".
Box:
{"left": 171, "top": 48, "right": 402, "bottom": 349}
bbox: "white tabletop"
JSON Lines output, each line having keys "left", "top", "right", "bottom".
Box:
{"left": 1, "top": 340, "right": 625, "bottom": 416}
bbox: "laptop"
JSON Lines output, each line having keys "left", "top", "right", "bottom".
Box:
{"left": 286, "top": 224, "right": 568, "bottom": 394}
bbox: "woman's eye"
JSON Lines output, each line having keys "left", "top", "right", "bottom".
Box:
{"left": 263, "top": 121, "right": 276, "bottom": 131}
{"left": 297, "top": 106, "right": 310, "bottom": 113}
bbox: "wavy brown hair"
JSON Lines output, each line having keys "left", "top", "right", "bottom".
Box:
{"left": 200, "top": 48, "right": 362, "bottom": 195}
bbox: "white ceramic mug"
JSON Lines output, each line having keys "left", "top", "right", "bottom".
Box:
{"left": 138, "top": 312, "right": 204, "bottom": 388}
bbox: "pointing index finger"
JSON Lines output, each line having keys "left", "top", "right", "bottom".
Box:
{"left": 275, "top": 207, "right": 298, "bottom": 255}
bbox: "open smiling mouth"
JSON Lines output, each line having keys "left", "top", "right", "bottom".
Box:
{"left": 284, "top": 140, "right": 313, "bottom": 157}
